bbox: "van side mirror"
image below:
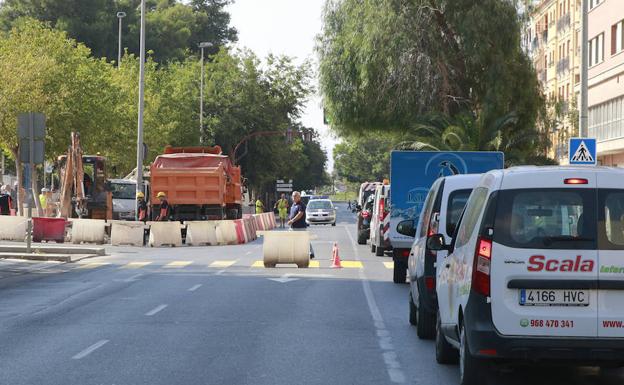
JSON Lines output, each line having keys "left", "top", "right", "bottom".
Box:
{"left": 397, "top": 219, "right": 416, "bottom": 237}
{"left": 427, "top": 234, "right": 448, "bottom": 251}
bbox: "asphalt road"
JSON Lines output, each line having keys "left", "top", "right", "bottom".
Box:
{"left": 0, "top": 202, "right": 622, "bottom": 385}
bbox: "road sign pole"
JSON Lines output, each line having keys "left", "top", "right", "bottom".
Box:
{"left": 26, "top": 112, "right": 34, "bottom": 254}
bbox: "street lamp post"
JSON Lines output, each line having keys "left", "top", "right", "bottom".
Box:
{"left": 199, "top": 42, "right": 213, "bottom": 145}
{"left": 135, "top": 0, "right": 146, "bottom": 220}
{"left": 580, "top": 0, "right": 589, "bottom": 137}
{"left": 116, "top": 11, "right": 126, "bottom": 69}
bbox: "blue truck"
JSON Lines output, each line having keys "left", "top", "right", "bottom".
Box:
{"left": 389, "top": 151, "right": 504, "bottom": 283}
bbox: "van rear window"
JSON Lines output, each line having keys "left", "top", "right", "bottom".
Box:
{"left": 446, "top": 189, "right": 471, "bottom": 236}
{"left": 494, "top": 189, "right": 597, "bottom": 250}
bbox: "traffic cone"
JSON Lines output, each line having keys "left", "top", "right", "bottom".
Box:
{"left": 331, "top": 242, "right": 342, "bottom": 268}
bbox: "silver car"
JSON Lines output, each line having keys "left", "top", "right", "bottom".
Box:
{"left": 109, "top": 179, "right": 137, "bottom": 220}
{"left": 305, "top": 199, "right": 336, "bottom": 226}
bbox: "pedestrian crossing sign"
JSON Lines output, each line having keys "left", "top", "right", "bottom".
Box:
{"left": 569, "top": 138, "right": 597, "bottom": 165}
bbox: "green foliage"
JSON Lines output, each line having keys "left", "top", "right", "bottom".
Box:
{"left": 318, "top": 0, "right": 549, "bottom": 163}
{"left": 0, "top": 0, "right": 237, "bottom": 62}
{"left": 333, "top": 133, "right": 397, "bottom": 183}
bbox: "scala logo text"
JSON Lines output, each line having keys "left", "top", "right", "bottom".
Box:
{"left": 527, "top": 255, "right": 594, "bottom": 272}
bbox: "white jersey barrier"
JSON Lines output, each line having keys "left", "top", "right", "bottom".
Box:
{"left": 70, "top": 219, "right": 108, "bottom": 244}
{"left": 185, "top": 221, "right": 219, "bottom": 246}
{"left": 148, "top": 221, "right": 184, "bottom": 247}
{"left": 0, "top": 216, "right": 28, "bottom": 241}
{"left": 110, "top": 221, "right": 145, "bottom": 247}
{"left": 258, "top": 230, "right": 314, "bottom": 268}
{"left": 215, "top": 220, "right": 238, "bottom": 245}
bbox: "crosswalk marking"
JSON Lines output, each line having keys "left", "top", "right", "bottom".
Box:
{"left": 251, "top": 260, "right": 264, "bottom": 268}
{"left": 309, "top": 261, "right": 320, "bottom": 268}
{"left": 210, "top": 260, "right": 236, "bottom": 268}
{"left": 340, "top": 261, "right": 363, "bottom": 269}
{"left": 164, "top": 261, "right": 192, "bottom": 268}
{"left": 383, "top": 261, "right": 394, "bottom": 269}
{"left": 121, "top": 262, "right": 152, "bottom": 269}
{"left": 77, "top": 262, "right": 110, "bottom": 269}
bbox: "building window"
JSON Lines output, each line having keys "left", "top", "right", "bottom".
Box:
{"left": 589, "top": 96, "right": 624, "bottom": 141}
{"left": 590, "top": 0, "right": 602, "bottom": 10}
{"left": 612, "top": 20, "right": 624, "bottom": 55}
{"left": 589, "top": 33, "right": 604, "bottom": 67}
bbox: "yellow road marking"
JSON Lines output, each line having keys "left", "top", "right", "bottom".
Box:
{"left": 121, "top": 262, "right": 152, "bottom": 269}
{"left": 251, "top": 260, "right": 264, "bottom": 268}
{"left": 164, "top": 261, "right": 192, "bottom": 268}
{"left": 341, "top": 261, "right": 363, "bottom": 269}
{"left": 383, "top": 261, "right": 394, "bottom": 269}
{"left": 210, "top": 260, "right": 236, "bottom": 268}
{"left": 309, "top": 261, "right": 320, "bottom": 268}
{"left": 77, "top": 262, "right": 110, "bottom": 269}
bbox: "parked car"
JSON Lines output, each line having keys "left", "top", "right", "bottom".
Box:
{"left": 306, "top": 199, "right": 336, "bottom": 226}
{"left": 407, "top": 174, "right": 480, "bottom": 339}
{"left": 430, "top": 166, "right": 624, "bottom": 385}
{"left": 355, "top": 182, "right": 381, "bottom": 242}
{"left": 109, "top": 179, "right": 138, "bottom": 220}
{"left": 370, "top": 183, "right": 391, "bottom": 256}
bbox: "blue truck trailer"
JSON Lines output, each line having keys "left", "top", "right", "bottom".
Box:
{"left": 389, "top": 151, "right": 504, "bottom": 283}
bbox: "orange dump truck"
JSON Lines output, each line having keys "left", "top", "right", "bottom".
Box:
{"left": 149, "top": 146, "right": 242, "bottom": 220}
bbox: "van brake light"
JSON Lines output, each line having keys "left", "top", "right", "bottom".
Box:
{"left": 564, "top": 178, "right": 588, "bottom": 185}
{"left": 427, "top": 212, "right": 439, "bottom": 236}
{"left": 472, "top": 237, "right": 492, "bottom": 297}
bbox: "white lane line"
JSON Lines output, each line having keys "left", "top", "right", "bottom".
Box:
{"left": 188, "top": 284, "right": 202, "bottom": 292}
{"left": 145, "top": 304, "right": 168, "bottom": 316}
{"left": 346, "top": 227, "right": 406, "bottom": 384}
{"left": 216, "top": 269, "right": 226, "bottom": 275}
{"left": 245, "top": 251, "right": 252, "bottom": 255}
{"left": 72, "top": 339, "right": 109, "bottom": 360}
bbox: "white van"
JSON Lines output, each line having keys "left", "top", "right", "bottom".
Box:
{"left": 370, "top": 184, "right": 391, "bottom": 256}
{"left": 431, "top": 167, "right": 624, "bottom": 385}
{"left": 408, "top": 174, "right": 479, "bottom": 339}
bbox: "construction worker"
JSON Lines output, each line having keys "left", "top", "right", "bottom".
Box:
{"left": 0, "top": 185, "right": 13, "bottom": 215}
{"left": 255, "top": 198, "right": 264, "bottom": 214}
{"left": 274, "top": 193, "right": 289, "bottom": 228}
{"left": 155, "top": 192, "right": 170, "bottom": 221}
{"left": 39, "top": 188, "right": 49, "bottom": 217}
{"left": 136, "top": 191, "right": 148, "bottom": 222}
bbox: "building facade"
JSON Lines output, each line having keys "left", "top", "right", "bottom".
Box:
{"left": 526, "top": 0, "right": 581, "bottom": 163}
{"left": 586, "top": 0, "right": 624, "bottom": 166}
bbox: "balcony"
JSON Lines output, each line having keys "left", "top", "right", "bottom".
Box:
{"left": 542, "top": 30, "right": 548, "bottom": 43}
{"left": 532, "top": 36, "right": 539, "bottom": 51}
{"left": 556, "top": 57, "right": 570, "bottom": 75}
{"left": 557, "top": 13, "right": 571, "bottom": 32}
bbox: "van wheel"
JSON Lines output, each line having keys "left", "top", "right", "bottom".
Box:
{"left": 436, "top": 311, "right": 458, "bottom": 364}
{"left": 416, "top": 294, "right": 436, "bottom": 339}
{"left": 409, "top": 292, "right": 418, "bottom": 326}
{"left": 375, "top": 245, "right": 384, "bottom": 256}
{"left": 459, "top": 323, "right": 485, "bottom": 385}
{"left": 393, "top": 261, "right": 407, "bottom": 284}
{"left": 357, "top": 230, "right": 367, "bottom": 245}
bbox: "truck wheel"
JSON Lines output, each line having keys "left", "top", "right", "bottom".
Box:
{"left": 459, "top": 323, "right": 485, "bottom": 385}
{"left": 357, "top": 230, "right": 367, "bottom": 245}
{"left": 375, "top": 245, "right": 384, "bottom": 256}
{"left": 409, "top": 292, "right": 418, "bottom": 326}
{"left": 436, "top": 311, "right": 458, "bottom": 364}
{"left": 393, "top": 261, "right": 407, "bottom": 284}
{"left": 416, "top": 294, "right": 436, "bottom": 340}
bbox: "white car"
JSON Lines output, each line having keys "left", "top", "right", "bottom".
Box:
{"left": 370, "top": 184, "right": 390, "bottom": 256}
{"left": 408, "top": 174, "right": 479, "bottom": 339}
{"left": 306, "top": 199, "right": 336, "bottom": 226}
{"left": 430, "top": 166, "right": 624, "bottom": 385}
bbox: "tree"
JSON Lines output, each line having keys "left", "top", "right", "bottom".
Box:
{"left": 0, "top": 0, "right": 237, "bottom": 62}
{"left": 318, "top": 0, "right": 547, "bottom": 162}
{"left": 333, "top": 134, "right": 397, "bottom": 183}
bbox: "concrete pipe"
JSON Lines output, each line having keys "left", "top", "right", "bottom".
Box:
{"left": 258, "top": 230, "right": 314, "bottom": 268}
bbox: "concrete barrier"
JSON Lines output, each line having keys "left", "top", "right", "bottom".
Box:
{"left": 267, "top": 213, "right": 277, "bottom": 229}
{"left": 216, "top": 220, "right": 238, "bottom": 245}
{"left": 0, "top": 216, "right": 27, "bottom": 241}
{"left": 148, "top": 221, "right": 183, "bottom": 247}
{"left": 243, "top": 218, "right": 256, "bottom": 242}
{"left": 233, "top": 220, "right": 246, "bottom": 244}
{"left": 253, "top": 215, "right": 265, "bottom": 231}
{"left": 110, "top": 221, "right": 145, "bottom": 246}
{"left": 185, "top": 221, "right": 218, "bottom": 246}
{"left": 70, "top": 219, "right": 107, "bottom": 244}
{"left": 258, "top": 230, "right": 313, "bottom": 268}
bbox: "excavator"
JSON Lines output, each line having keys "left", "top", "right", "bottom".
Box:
{"left": 56, "top": 132, "right": 112, "bottom": 219}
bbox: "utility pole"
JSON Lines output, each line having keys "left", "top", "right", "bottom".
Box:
{"left": 198, "top": 42, "right": 213, "bottom": 145}
{"left": 135, "top": 0, "right": 145, "bottom": 220}
{"left": 580, "top": 0, "right": 589, "bottom": 137}
{"left": 117, "top": 12, "right": 126, "bottom": 69}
